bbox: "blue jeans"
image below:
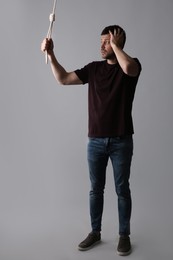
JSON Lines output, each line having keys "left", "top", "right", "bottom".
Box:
{"left": 87, "top": 136, "right": 133, "bottom": 236}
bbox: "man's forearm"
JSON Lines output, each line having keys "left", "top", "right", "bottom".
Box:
{"left": 112, "top": 44, "right": 139, "bottom": 77}
{"left": 48, "top": 51, "right": 68, "bottom": 84}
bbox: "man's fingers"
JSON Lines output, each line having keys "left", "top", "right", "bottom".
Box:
{"left": 109, "top": 29, "right": 117, "bottom": 36}
{"left": 41, "top": 38, "right": 53, "bottom": 52}
{"left": 41, "top": 38, "right": 47, "bottom": 52}
{"left": 45, "top": 38, "right": 51, "bottom": 51}
{"left": 113, "top": 28, "right": 123, "bottom": 36}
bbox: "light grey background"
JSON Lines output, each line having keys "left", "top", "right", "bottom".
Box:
{"left": 0, "top": 0, "right": 173, "bottom": 260}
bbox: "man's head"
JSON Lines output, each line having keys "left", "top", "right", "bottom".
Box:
{"left": 100, "top": 25, "right": 126, "bottom": 62}
{"left": 101, "top": 25, "right": 126, "bottom": 48}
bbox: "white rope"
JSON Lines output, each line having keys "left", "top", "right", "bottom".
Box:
{"left": 45, "top": 0, "right": 57, "bottom": 64}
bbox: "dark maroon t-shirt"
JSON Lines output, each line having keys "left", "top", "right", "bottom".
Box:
{"left": 75, "top": 59, "right": 141, "bottom": 137}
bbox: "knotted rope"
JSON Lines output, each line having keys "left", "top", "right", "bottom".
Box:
{"left": 45, "top": 0, "right": 57, "bottom": 64}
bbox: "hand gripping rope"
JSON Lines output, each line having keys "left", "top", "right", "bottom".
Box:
{"left": 45, "top": 0, "right": 57, "bottom": 64}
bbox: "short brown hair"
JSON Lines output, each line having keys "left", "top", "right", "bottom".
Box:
{"left": 101, "top": 25, "right": 126, "bottom": 48}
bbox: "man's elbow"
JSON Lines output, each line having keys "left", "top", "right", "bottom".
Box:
{"left": 124, "top": 62, "right": 140, "bottom": 77}
{"left": 59, "top": 78, "right": 67, "bottom": 85}
{"left": 55, "top": 75, "right": 69, "bottom": 85}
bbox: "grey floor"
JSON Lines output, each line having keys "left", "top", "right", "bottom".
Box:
{"left": 1, "top": 155, "right": 173, "bottom": 260}
{"left": 1, "top": 190, "right": 172, "bottom": 260}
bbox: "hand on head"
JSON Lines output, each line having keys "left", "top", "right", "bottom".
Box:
{"left": 109, "top": 28, "right": 125, "bottom": 49}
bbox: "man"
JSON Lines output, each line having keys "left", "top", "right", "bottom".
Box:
{"left": 41, "top": 25, "right": 141, "bottom": 256}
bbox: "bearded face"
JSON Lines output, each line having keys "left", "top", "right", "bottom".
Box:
{"left": 101, "top": 34, "right": 116, "bottom": 60}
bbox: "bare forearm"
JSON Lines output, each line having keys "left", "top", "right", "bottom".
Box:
{"left": 41, "top": 38, "right": 71, "bottom": 84}
{"left": 112, "top": 44, "right": 139, "bottom": 77}
{"left": 48, "top": 51, "right": 68, "bottom": 84}
{"left": 41, "top": 38, "right": 82, "bottom": 85}
{"left": 109, "top": 29, "right": 139, "bottom": 77}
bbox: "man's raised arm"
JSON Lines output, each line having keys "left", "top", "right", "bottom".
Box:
{"left": 41, "top": 38, "right": 82, "bottom": 85}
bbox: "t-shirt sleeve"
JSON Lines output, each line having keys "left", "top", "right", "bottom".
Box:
{"left": 134, "top": 58, "right": 142, "bottom": 76}
{"left": 74, "top": 63, "right": 91, "bottom": 85}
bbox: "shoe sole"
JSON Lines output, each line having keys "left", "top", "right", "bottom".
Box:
{"left": 78, "top": 240, "right": 101, "bottom": 251}
{"left": 117, "top": 248, "right": 132, "bottom": 256}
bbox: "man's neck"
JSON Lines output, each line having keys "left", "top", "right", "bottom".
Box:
{"left": 107, "top": 57, "right": 118, "bottom": 65}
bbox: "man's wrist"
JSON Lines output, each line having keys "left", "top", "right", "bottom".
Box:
{"left": 112, "top": 43, "right": 122, "bottom": 53}
{"left": 48, "top": 50, "right": 55, "bottom": 61}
